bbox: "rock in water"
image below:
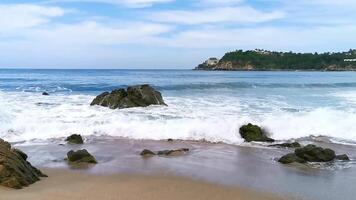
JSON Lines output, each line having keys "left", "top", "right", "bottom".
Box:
{"left": 157, "top": 148, "right": 189, "bottom": 156}
{"left": 269, "top": 142, "right": 301, "bottom": 148}
{"left": 90, "top": 84, "right": 167, "bottom": 109}
{"left": 65, "top": 134, "right": 84, "bottom": 144}
{"left": 239, "top": 123, "right": 274, "bottom": 142}
{"left": 0, "top": 139, "right": 47, "bottom": 189}
{"left": 278, "top": 144, "right": 344, "bottom": 164}
{"left": 140, "top": 149, "right": 156, "bottom": 156}
{"left": 335, "top": 154, "right": 350, "bottom": 161}
{"left": 295, "top": 144, "right": 336, "bottom": 162}
{"left": 67, "top": 149, "right": 97, "bottom": 164}
{"left": 42, "top": 92, "right": 49, "bottom": 96}
{"left": 278, "top": 153, "right": 307, "bottom": 164}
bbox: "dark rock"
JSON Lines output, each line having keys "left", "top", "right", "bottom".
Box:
{"left": 157, "top": 148, "right": 189, "bottom": 156}
{"left": 42, "top": 92, "right": 49, "bottom": 96}
{"left": 90, "top": 84, "right": 167, "bottom": 109}
{"left": 269, "top": 142, "right": 301, "bottom": 148}
{"left": 0, "top": 139, "right": 47, "bottom": 189}
{"left": 67, "top": 149, "right": 97, "bottom": 164}
{"left": 167, "top": 139, "right": 174, "bottom": 142}
{"left": 335, "top": 154, "right": 350, "bottom": 161}
{"left": 140, "top": 149, "right": 156, "bottom": 156}
{"left": 295, "top": 144, "right": 336, "bottom": 162}
{"left": 65, "top": 134, "right": 84, "bottom": 144}
{"left": 239, "top": 123, "right": 274, "bottom": 142}
{"left": 278, "top": 153, "right": 306, "bottom": 164}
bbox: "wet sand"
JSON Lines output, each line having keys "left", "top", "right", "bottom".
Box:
{"left": 6, "top": 138, "right": 356, "bottom": 200}
{"left": 0, "top": 168, "right": 286, "bottom": 200}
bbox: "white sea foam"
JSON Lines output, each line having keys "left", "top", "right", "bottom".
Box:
{"left": 1, "top": 91, "right": 356, "bottom": 144}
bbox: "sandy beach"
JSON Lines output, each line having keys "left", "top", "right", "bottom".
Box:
{"left": 0, "top": 168, "right": 288, "bottom": 200}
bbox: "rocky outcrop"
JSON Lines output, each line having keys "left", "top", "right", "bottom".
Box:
{"left": 278, "top": 144, "right": 348, "bottom": 164}
{"left": 0, "top": 139, "right": 47, "bottom": 189}
{"left": 67, "top": 149, "right": 97, "bottom": 164}
{"left": 140, "top": 148, "right": 189, "bottom": 157}
{"left": 90, "top": 84, "right": 167, "bottom": 109}
{"left": 42, "top": 92, "right": 49, "bottom": 96}
{"left": 65, "top": 134, "right": 84, "bottom": 144}
{"left": 269, "top": 142, "right": 301, "bottom": 148}
{"left": 239, "top": 123, "right": 274, "bottom": 142}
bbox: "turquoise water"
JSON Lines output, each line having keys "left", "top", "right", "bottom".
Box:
{"left": 1, "top": 69, "right": 356, "bottom": 143}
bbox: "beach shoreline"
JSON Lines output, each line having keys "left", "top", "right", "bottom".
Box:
{"left": 0, "top": 168, "right": 289, "bottom": 200}
{"left": 3, "top": 138, "right": 355, "bottom": 200}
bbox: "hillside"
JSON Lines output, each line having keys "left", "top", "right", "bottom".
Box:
{"left": 195, "top": 49, "right": 356, "bottom": 71}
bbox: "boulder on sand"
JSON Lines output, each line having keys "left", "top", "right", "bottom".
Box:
{"left": 67, "top": 149, "right": 97, "bottom": 164}
{"left": 0, "top": 139, "right": 47, "bottom": 189}
{"left": 65, "top": 134, "right": 84, "bottom": 144}
{"left": 239, "top": 123, "right": 274, "bottom": 142}
{"left": 90, "top": 84, "right": 167, "bottom": 109}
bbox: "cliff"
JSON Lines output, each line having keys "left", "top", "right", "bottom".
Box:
{"left": 194, "top": 49, "right": 356, "bottom": 71}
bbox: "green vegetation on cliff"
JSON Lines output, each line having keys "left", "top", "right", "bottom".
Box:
{"left": 195, "top": 49, "right": 356, "bottom": 71}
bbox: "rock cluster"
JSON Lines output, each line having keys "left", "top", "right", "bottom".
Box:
{"left": 278, "top": 144, "right": 349, "bottom": 164}
{"left": 90, "top": 84, "right": 167, "bottom": 109}
{"left": 0, "top": 139, "right": 47, "bottom": 189}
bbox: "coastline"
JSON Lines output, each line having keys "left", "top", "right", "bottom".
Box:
{"left": 0, "top": 168, "right": 288, "bottom": 200}
{"left": 6, "top": 138, "right": 356, "bottom": 200}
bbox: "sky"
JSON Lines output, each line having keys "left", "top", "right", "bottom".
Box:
{"left": 0, "top": 0, "right": 355, "bottom": 68}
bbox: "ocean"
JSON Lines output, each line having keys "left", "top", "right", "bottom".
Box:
{"left": 1, "top": 69, "right": 356, "bottom": 145}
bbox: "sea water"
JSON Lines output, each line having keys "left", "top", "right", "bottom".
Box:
{"left": 1, "top": 69, "right": 356, "bottom": 145}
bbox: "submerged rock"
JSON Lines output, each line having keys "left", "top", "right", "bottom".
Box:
{"left": 140, "top": 148, "right": 189, "bottom": 157}
{"left": 65, "top": 134, "right": 84, "bottom": 144}
{"left": 140, "top": 149, "right": 156, "bottom": 156}
{"left": 335, "top": 154, "right": 350, "bottom": 161}
{"left": 42, "top": 92, "right": 49, "bottom": 96}
{"left": 67, "top": 149, "right": 97, "bottom": 164}
{"left": 90, "top": 84, "right": 167, "bottom": 109}
{"left": 0, "top": 139, "right": 47, "bottom": 189}
{"left": 269, "top": 142, "right": 301, "bottom": 148}
{"left": 239, "top": 123, "right": 274, "bottom": 142}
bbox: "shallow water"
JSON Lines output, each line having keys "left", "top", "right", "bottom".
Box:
{"left": 17, "top": 139, "right": 356, "bottom": 200}
{"left": 1, "top": 69, "right": 356, "bottom": 144}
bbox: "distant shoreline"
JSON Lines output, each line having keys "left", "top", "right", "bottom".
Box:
{"left": 193, "top": 68, "right": 356, "bottom": 72}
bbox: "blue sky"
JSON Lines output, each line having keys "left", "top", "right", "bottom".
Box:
{"left": 0, "top": 0, "right": 355, "bottom": 68}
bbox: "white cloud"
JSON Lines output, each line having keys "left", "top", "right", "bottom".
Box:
{"left": 44, "top": 0, "right": 173, "bottom": 7}
{"left": 26, "top": 21, "right": 172, "bottom": 45}
{"left": 198, "top": 0, "right": 242, "bottom": 6}
{"left": 149, "top": 6, "right": 285, "bottom": 24}
{"left": 0, "top": 4, "right": 64, "bottom": 31}
{"left": 157, "top": 25, "right": 356, "bottom": 51}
